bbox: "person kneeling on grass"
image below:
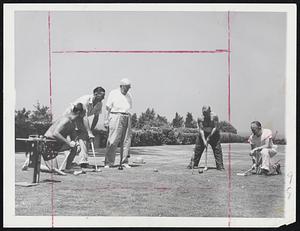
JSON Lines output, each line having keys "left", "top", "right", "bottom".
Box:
{"left": 40, "top": 103, "right": 85, "bottom": 175}
{"left": 248, "top": 121, "right": 281, "bottom": 176}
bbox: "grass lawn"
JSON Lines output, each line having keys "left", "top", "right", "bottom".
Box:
{"left": 15, "top": 143, "right": 285, "bottom": 217}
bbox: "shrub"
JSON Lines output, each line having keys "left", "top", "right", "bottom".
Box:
{"left": 220, "top": 132, "right": 249, "bottom": 143}
{"left": 15, "top": 122, "right": 51, "bottom": 152}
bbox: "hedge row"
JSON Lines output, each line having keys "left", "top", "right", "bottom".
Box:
{"left": 15, "top": 122, "right": 51, "bottom": 152}
{"left": 94, "top": 128, "right": 251, "bottom": 148}
{"left": 15, "top": 123, "right": 286, "bottom": 151}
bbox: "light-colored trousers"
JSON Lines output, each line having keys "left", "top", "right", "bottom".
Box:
{"left": 104, "top": 114, "right": 132, "bottom": 166}
{"left": 258, "top": 147, "right": 278, "bottom": 174}
{"left": 58, "top": 117, "right": 89, "bottom": 166}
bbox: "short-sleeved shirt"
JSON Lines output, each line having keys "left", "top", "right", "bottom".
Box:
{"left": 198, "top": 112, "right": 219, "bottom": 134}
{"left": 106, "top": 88, "right": 132, "bottom": 113}
{"left": 64, "top": 94, "right": 102, "bottom": 117}
{"left": 248, "top": 128, "right": 273, "bottom": 148}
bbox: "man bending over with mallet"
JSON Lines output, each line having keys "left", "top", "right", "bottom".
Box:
{"left": 187, "top": 106, "right": 225, "bottom": 173}
{"left": 63, "top": 87, "right": 106, "bottom": 173}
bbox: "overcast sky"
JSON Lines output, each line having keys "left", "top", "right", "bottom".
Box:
{"left": 15, "top": 11, "right": 286, "bottom": 135}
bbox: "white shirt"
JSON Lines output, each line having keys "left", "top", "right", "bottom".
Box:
{"left": 64, "top": 94, "right": 102, "bottom": 117}
{"left": 248, "top": 128, "right": 273, "bottom": 148}
{"left": 106, "top": 88, "right": 132, "bottom": 113}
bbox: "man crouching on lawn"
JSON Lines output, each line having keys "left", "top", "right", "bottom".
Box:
{"left": 41, "top": 103, "right": 85, "bottom": 175}
{"left": 248, "top": 121, "right": 281, "bottom": 176}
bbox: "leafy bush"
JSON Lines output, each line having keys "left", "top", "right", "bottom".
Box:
{"left": 220, "top": 132, "right": 248, "bottom": 143}
{"left": 94, "top": 128, "right": 252, "bottom": 147}
{"left": 219, "top": 121, "right": 237, "bottom": 134}
{"left": 15, "top": 122, "right": 51, "bottom": 152}
{"left": 15, "top": 103, "right": 52, "bottom": 152}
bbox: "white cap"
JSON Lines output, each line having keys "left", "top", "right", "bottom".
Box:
{"left": 120, "top": 78, "right": 131, "bottom": 86}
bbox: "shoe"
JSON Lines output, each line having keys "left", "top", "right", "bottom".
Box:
{"left": 21, "top": 165, "right": 28, "bottom": 171}
{"left": 217, "top": 167, "right": 225, "bottom": 171}
{"left": 63, "top": 169, "right": 74, "bottom": 174}
{"left": 54, "top": 168, "right": 67, "bottom": 176}
{"left": 73, "top": 170, "right": 86, "bottom": 176}
{"left": 187, "top": 165, "right": 198, "bottom": 169}
{"left": 122, "top": 163, "right": 131, "bottom": 169}
{"left": 71, "top": 162, "right": 79, "bottom": 167}
{"left": 104, "top": 165, "right": 110, "bottom": 169}
{"left": 79, "top": 163, "right": 90, "bottom": 168}
{"left": 198, "top": 169, "right": 204, "bottom": 174}
{"left": 275, "top": 163, "right": 281, "bottom": 175}
{"left": 261, "top": 168, "right": 270, "bottom": 176}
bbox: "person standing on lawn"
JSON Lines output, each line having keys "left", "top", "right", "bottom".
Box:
{"left": 104, "top": 78, "right": 133, "bottom": 168}
{"left": 248, "top": 121, "right": 281, "bottom": 175}
{"left": 187, "top": 106, "right": 225, "bottom": 171}
{"left": 63, "top": 87, "right": 106, "bottom": 169}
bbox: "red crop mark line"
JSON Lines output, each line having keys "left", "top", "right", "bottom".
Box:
{"left": 52, "top": 49, "right": 229, "bottom": 54}
{"left": 227, "top": 11, "right": 232, "bottom": 227}
{"left": 48, "top": 11, "right": 55, "bottom": 228}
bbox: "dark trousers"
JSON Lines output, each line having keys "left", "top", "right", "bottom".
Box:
{"left": 192, "top": 132, "right": 224, "bottom": 169}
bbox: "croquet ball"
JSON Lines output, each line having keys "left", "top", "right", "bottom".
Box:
{"left": 135, "top": 157, "right": 145, "bottom": 164}
{"left": 153, "top": 169, "right": 158, "bottom": 172}
{"left": 198, "top": 170, "right": 204, "bottom": 174}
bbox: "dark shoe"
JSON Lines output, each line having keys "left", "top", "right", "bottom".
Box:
{"left": 275, "top": 163, "right": 281, "bottom": 175}
{"left": 71, "top": 162, "right": 79, "bottom": 167}
{"left": 187, "top": 165, "right": 192, "bottom": 169}
{"left": 198, "top": 169, "right": 204, "bottom": 174}
{"left": 217, "top": 167, "right": 225, "bottom": 171}
{"left": 21, "top": 165, "right": 28, "bottom": 171}
{"left": 261, "top": 168, "right": 270, "bottom": 176}
{"left": 63, "top": 169, "right": 74, "bottom": 174}
{"left": 80, "top": 163, "right": 90, "bottom": 168}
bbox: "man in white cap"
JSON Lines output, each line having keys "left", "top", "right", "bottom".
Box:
{"left": 104, "top": 78, "right": 133, "bottom": 168}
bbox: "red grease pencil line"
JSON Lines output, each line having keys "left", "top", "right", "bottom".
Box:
{"left": 48, "top": 11, "right": 55, "bottom": 228}
{"left": 52, "top": 49, "right": 229, "bottom": 54}
{"left": 227, "top": 11, "right": 232, "bottom": 228}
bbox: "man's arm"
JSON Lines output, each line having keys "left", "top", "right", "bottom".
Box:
{"left": 83, "top": 116, "right": 94, "bottom": 138}
{"left": 90, "top": 113, "right": 99, "bottom": 131}
{"left": 197, "top": 118, "right": 207, "bottom": 146}
{"left": 251, "top": 138, "right": 272, "bottom": 153}
{"left": 52, "top": 118, "right": 74, "bottom": 147}
{"left": 104, "top": 106, "right": 111, "bottom": 128}
{"left": 206, "top": 115, "right": 219, "bottom": 142}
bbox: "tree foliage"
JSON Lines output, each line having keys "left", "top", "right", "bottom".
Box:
{"left": 184, "top": 112, "right": 197, "bottom": 128}
{"left": 131, "top": 113, "right": 138, "bottom": 128}
{"left": 15, "top": 108, "right": 31, "bottom": 123}
{"left": 137, "top": 108, "right": 169, "bottom": 129}
{"left": 30, "top": 101, "right": 52, "bottom": 124}
{"left": 15, "top": 102, "right": 52, "bottom": 138}
{"left": 219, "top": 120, "right": 237, "bottom": 134}
{"left": 172, "top": 112, "right": 184, "bottom": 128}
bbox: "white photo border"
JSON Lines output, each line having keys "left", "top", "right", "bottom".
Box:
{"left": 4, "top": 3, "right": 297, "bottom": 228}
